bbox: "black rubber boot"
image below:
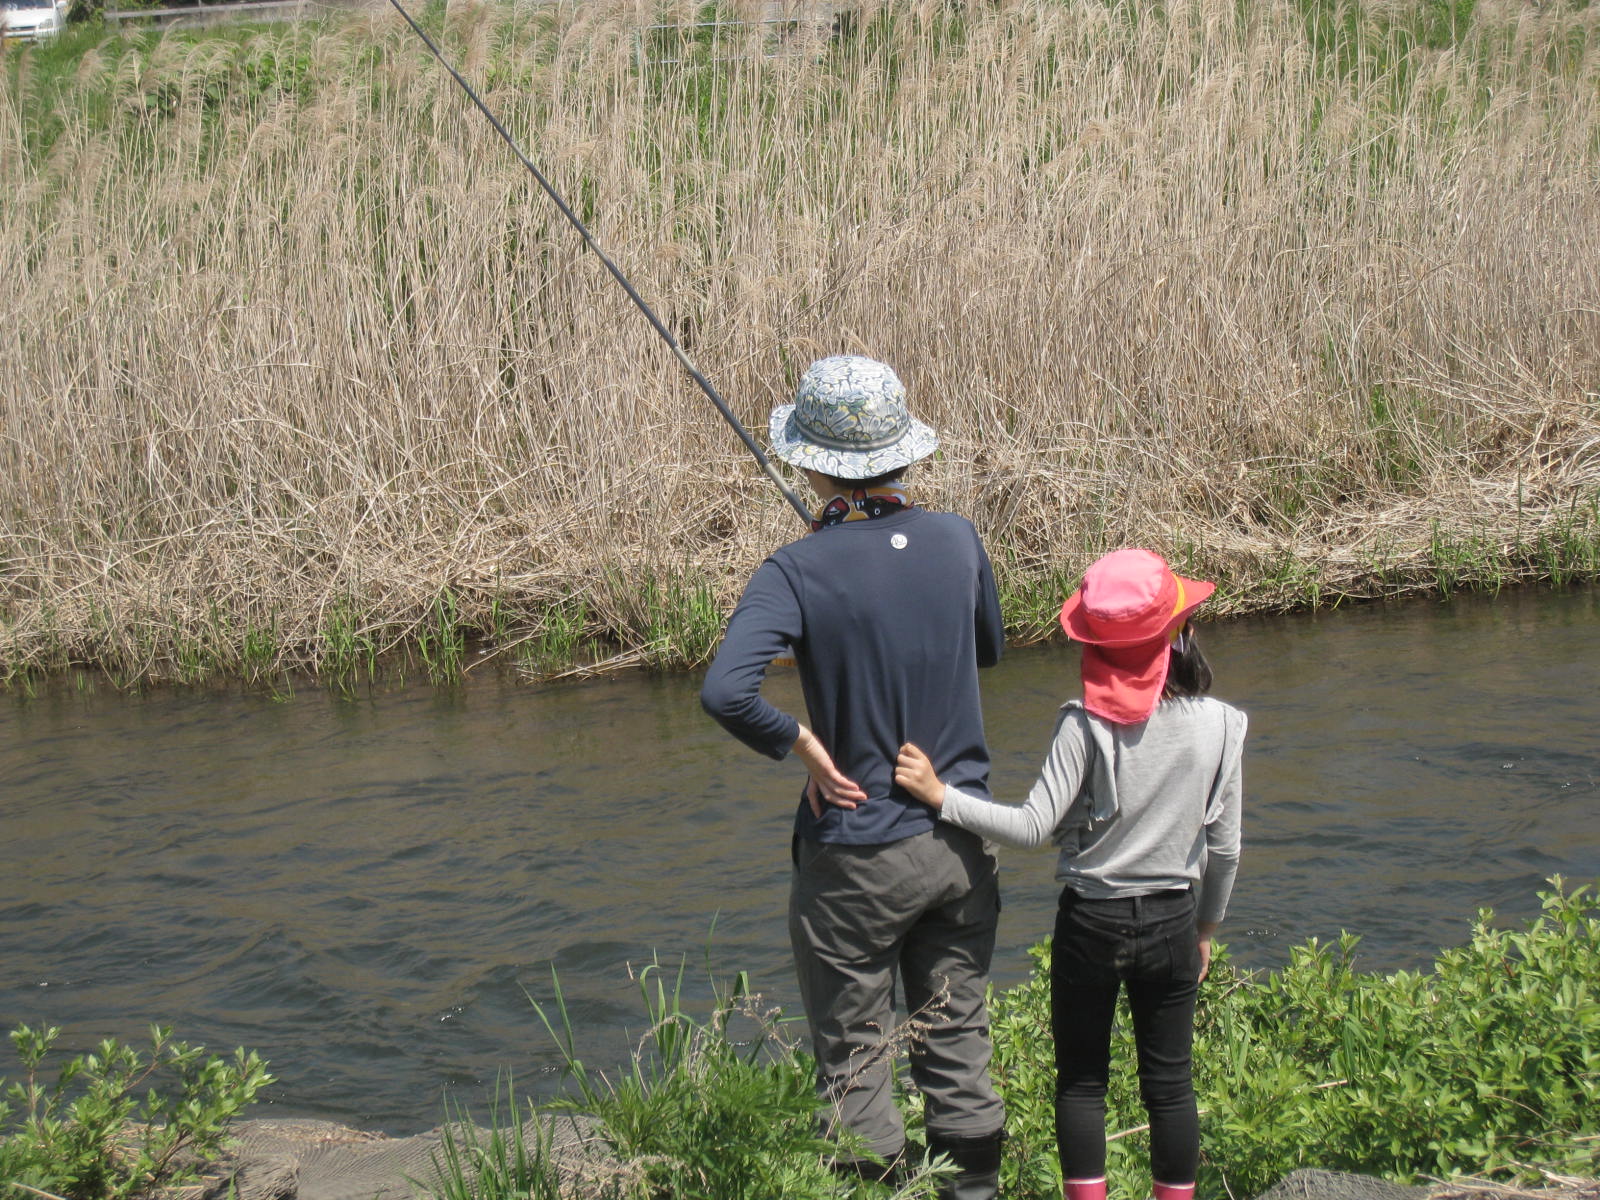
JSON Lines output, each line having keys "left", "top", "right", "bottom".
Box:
{"left": 926, "top": 1128, "right": 1005, "bottom": 1200}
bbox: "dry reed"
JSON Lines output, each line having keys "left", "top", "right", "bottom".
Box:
{"left": 1, "top": 0, "right": 1598, "bottom": 683}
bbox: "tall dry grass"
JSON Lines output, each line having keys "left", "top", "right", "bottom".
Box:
{"left": 1, "top": 0, "right": 1598, "bottom": 683}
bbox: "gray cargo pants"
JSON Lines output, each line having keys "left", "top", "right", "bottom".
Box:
{"left": 789, "top": 824, "right": 1005, "bottom": 1159}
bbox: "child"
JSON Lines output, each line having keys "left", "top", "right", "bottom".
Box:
{"left": 895, "top": 547, "right": 1245, "bottom": 1200}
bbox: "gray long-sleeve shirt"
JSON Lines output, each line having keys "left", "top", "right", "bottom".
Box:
{"left": 940, "top": 696, "right": 1245, "bottom": 923}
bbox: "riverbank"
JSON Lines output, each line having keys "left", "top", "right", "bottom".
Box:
{"left": 146, "top": 881, "right": 1600, "bottom": 1200}
{"left": 3, "top": 0, "right": 1597, "bottom": 689}
{"left": 197, "top": 1120, "right": 1599, "bottom": 1200}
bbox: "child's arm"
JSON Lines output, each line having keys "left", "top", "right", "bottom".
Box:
{"left": 895, "top": 726, "right": 1085, "bottom": 850}
{"left": 893, "top": 743, "right": 947, "bottom": 810}
{"left": 1197, "top": 706, "right": 1247, "bottom": 927}
{"left": 1197, "top": 920, "right": 1220, "bottom": 980}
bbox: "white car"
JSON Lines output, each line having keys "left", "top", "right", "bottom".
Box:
{"left": 1, "top": 0, "right": 67, "bottom": 41}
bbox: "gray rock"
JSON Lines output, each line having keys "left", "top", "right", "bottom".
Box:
{"left": 1256, "top": 1169, "right": 1435, "bottom": 1200}
{"left": 224, "top": 1154, "right": 299, "bottom": 1200}
{"left": 198, "top": 1115, "right": 623, "bottom": 1200}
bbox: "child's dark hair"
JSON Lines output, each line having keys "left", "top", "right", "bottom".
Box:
{"left": 1163, "top": 622, "right": 1213, "bottom": 699}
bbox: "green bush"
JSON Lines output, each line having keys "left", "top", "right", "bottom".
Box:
{"left": 14, "top": 880, "right": 1594, "bottom": 1200}
{"left": 533, "top": 958, "right": 948, "bottom": 1199}
{"left": 988, "top": 878, "right": 1600, "bottom": 1200}
{"left": 0, "top": 1024, "right": 272, "bottom": 1200}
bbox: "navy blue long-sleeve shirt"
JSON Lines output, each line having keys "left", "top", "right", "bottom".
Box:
{"left": 700, "top": 506, "right": 1004, "bottom": 845}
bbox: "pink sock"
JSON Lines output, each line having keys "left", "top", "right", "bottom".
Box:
{"left": 1064, "top": 1177, "right": 1107, "bottom": 1200}
{"left": 1153, "top": 1182, "right": 1196, "bottom": 1200}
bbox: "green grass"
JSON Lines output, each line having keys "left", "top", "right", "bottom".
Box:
{"left": 426, "top": 1083, "right": 567, "bottom": 1200}
{"left": 519, "top": 597, "right": 592, "bottom": 677}
{"left": 432, "top": 879, "right": 1600, "bottom": 1200}
{"left": 317, "top": 598, "right": 380, "bottom": 695}
{"left": 527, "top": 955, "right": 949, "bottom": 1199}
{"left": 989, "top": 877, "right": 1600, "bottom": 1199}
{"left": 998, "top": 560, "right": 1085, "bottom": 646}
{"left": 5, "top": 881, "right": 1595, "bottom": 1200}
{"left": 416, "top": 589, "right": 467, "bottom": 685}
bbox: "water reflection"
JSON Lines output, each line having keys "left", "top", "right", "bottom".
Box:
{"left": 1, "top": 586, "right": 1596, "bottom": 1132}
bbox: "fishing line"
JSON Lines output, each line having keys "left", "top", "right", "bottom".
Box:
{"left": 387, "top": 0, "right": 813, "bottom": 525}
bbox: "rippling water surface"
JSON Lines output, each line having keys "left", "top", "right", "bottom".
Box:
{"left": 2, "top": 586, "right": 1596, "bottom": 1132}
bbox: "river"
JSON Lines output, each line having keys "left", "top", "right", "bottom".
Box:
{"left": 2, "top": 585, "right": 1596, "bottom": 1132}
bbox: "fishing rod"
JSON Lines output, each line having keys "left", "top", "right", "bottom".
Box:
{"left": 386, "top": 0, "right": 813, "bottom": 526}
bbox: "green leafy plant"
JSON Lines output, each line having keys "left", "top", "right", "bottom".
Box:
{"left": 986, "top": 878, "right": 1600, "bottom": 1200}
{"left": 0, "top": 1024, "right": 272, "bottom": 1200}
{"left": 531, "top": 958, "right": 944, "bottom": 1199}
{"left": 986, "top": 940, "right": 1061, "bottom": 1199}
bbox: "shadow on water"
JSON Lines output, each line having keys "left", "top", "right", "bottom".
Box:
{"left": 1, "top": 585, "right": 1596, "bottom": 1133}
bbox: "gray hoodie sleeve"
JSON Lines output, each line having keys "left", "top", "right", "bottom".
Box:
{"left": 1196, "top": 708, "right": 1246, "bottom": 924}
{"left": 940, "top": 707, "right": 1089, "bottom": 848}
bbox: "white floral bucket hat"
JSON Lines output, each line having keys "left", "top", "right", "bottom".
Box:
{"left": 768, "top": 356, "right": 939, "bottom": 480}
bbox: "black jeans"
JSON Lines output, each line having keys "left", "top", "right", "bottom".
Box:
{"left": 1051, "top": 887, "right": 1202, "bottom": 1184}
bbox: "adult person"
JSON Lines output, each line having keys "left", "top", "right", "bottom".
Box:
{"left": 699, "top": 355, "right": 1007, "bottom": 1199}
{"left": 895, "top": 548, "right": 1246, "bottom": 1200}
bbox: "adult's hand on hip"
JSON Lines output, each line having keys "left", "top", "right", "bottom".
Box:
{"left": 793, "top": 725, "right": 867, "bottom": 817}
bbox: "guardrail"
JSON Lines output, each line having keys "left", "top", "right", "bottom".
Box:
{"left": 98, "top": 0, "right": 839, "bottom": 51}
{"left": 103, "top": 0, "right": 367, "bottom": 27}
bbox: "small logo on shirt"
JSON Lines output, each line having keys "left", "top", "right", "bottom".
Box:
{"left": 890, "top": 533, "right": 908, "bottom": 550}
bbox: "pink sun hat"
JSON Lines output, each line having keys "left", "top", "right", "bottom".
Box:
{"left": 1059, "top": 548, "right": 1215, "bottom": 723}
